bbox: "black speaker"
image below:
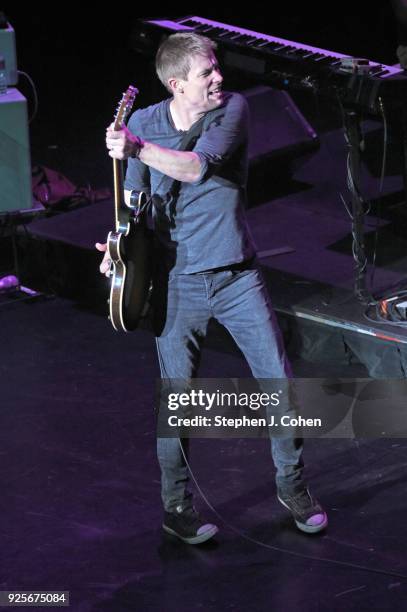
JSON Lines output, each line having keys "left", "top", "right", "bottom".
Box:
{"left": 243, "top": 85, "right": 319, "bottom": 164}
{"left": 242, "top": 86, "right": 319, "bottom": 205}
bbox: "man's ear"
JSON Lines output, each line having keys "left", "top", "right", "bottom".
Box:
{"left": 168, "top": 77, "right": 184, "bottom": 94}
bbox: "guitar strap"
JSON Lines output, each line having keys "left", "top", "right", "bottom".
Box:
{"left": 156, "top": 113, "right": 208, "bottom": 201}
{"left": 179, "top": 114, "right": 207, "bottom": 151}
{"left": 166, "top": 114, "right": 210, "bottom": 227}
{"left": 151, "top": 107, "right": 230, "bottom": 226}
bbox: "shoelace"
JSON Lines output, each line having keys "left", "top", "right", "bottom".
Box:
{"left": 175, "top": 507, "right": 202, "bottom": 526}
{"left": 283, "top": 489, "right": 320, "bottom": 516}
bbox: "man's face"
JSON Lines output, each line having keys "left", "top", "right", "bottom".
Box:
{"left": 179, "top": 53, "right": 224, "bottom": 112}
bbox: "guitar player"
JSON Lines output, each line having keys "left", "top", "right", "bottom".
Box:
{"left": 96, "top": 32, "right": 328, "bottom": 544}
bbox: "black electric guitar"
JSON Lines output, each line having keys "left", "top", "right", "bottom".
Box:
{"left": 107, "top": 86, "right": 153, "bottom": 332}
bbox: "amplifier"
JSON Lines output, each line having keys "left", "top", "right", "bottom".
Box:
{"left": 0, "top": 88, "right": 32, "bottom": 212}
{"left": 0, "top": 22, "right": 17, "bottom": 86}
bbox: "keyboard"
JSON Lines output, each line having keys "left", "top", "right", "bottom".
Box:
{"left": 132, "top": 15, "right": 407, "bottom": 114}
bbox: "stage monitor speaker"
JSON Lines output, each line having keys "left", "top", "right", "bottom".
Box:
{"left": 242, "top": 85, "right": 319, "bottom": 164}
{"left": 0, "top": 21, "right": 17, "bottom": 86}
{"left": 0, "top": 88, "right": 32, "bottom": 212}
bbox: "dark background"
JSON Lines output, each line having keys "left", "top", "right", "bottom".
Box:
{"left": 1, "top": 4, "right": 401, "bottom": 189}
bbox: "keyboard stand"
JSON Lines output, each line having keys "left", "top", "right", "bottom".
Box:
{"left": 342, "top": 108, "right": 372, "bottom": 303}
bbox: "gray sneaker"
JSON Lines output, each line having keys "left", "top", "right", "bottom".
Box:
{"left": 277, "top": 487, "right": 328, "bottom": 534}
{"left": 163, "top": 506, "right": 219, "bottom": 545}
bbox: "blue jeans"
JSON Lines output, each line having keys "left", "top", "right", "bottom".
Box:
{"left": 154, "top": 260, "right": 304, "bottom": 513}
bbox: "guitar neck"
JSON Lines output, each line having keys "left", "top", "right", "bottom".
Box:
{"left": 113, "top": 158, "right": 125, "bottom": 230}
{"left": 111, "top": 85, "right": 139, "bottom": 231}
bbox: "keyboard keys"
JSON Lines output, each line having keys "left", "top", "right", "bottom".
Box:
{"left": 149, "top": 16, "right": 403, "bottom": 81}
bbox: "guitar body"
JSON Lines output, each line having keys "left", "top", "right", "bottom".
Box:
{"left": 107, "top": 214, "right": 153, "bottom": 332}
{"left": 105, "top": 85, "right": 153, "bottom": 332}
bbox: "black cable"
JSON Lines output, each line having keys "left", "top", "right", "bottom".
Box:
{"left": 17, "top": 70, "right": 38, "bottom": 123}
{"left": 300, "top": 90, "right": 367, "bottom": 309}
{"left": 364, "top": 289, "right": 407, "bottom": 327}
{"left": 367, "top": 97, "right": 388, "bottom": 299}
{"left": 178, "top": 440, "right": 407, "bottom": 580}
{"left": 316, "top": 91, "right": 373, "bottom": 304}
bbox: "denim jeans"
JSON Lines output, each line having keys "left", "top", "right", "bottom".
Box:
{"left": 154, "top": 260, "right": 304, "bottom": 513}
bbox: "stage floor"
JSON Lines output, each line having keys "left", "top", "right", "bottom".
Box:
{"left": 1, "top": 294, "right": 407, "bottom": 611}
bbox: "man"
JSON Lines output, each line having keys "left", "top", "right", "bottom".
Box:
{"left": 96, "top": 32, "right": 328, "bottom": 545}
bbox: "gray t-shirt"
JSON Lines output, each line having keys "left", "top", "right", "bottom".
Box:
{"left": 124, "top": 91, "right": 255, "bottom": 274}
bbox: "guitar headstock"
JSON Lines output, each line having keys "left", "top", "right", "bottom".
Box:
{"left": 113, "top": 85, "right": 139, "bottom": 130}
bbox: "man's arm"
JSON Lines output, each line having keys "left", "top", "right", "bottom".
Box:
{"left": 138, "top": 140, "right": 202, "bottom": 183}
{"left": 192, "top": 93, "right": 249, "bottom": 184}
{"left": 106, "top": 124, "right": 202, "bottom": 183}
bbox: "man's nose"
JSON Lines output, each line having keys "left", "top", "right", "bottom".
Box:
{"left": 213, "top": 68, "right": 223, "bottom": 82}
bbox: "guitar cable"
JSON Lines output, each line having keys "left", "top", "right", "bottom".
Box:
{"left": 178, "top": 439, "right": 407, "bottom": 580}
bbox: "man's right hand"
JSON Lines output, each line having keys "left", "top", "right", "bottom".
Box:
{"left": 95, "top": 242, "right": 112, "bottom": 277}
{"left": 106, "top": 123, "right": 142, "bottom": 160}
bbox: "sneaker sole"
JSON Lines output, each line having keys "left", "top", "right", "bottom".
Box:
{"left": 162, "top": 524, "right": 219, "bottom": 545}
{"left": 277, "top": 495, "right": 328, "bottom": 534}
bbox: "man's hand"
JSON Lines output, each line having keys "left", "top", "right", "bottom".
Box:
{"left": 106, "top": 123, "right": 142, "bottom": 160}
{"left": 106, "top": 123, "right": 201, "bottom": 183}
{"left": 95, "top": 242, "right": 112, "bottom": 277}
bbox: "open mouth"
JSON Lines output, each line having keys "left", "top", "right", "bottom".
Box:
{"left": 209, "top": 87, "right": 223, "bottom": 98}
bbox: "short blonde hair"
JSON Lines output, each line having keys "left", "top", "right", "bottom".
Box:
{"left": 155, "top": 32, "right": 217, "bottom": 93}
